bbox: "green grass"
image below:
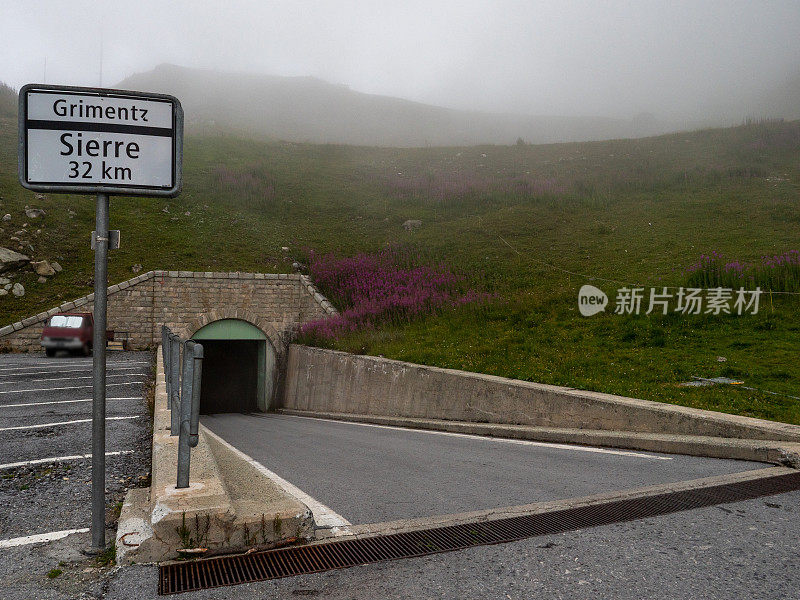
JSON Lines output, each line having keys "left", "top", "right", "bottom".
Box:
{"left": 1, "top": 117, "right": 798, "bottom": 423}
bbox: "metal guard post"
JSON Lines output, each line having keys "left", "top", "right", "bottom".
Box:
{"left": 161, "top": 325, "right": 170, "bottom": 403}
{"left": 169, "top": 333, "right": 181, "bottom": 436}
{"left": 162, "top": 325, "right": 204, "bottom": 488}
{"left": 189, "top": 342, "right": 203, "bottom": 448}
{"left": 176, "top": 340, "right": 195, "bottom": 488}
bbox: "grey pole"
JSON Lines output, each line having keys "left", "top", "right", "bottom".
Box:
{"left": 189, "top": 342, "right": 203, "bottom": 448}
{"left": 162, "top": 326, "right": 170, "bottom": 403}
{"left": 177, "top": 340, "right": 195, "bottom": 488}
{"left": 170, "top": 335, "right": 181, "bottom": 435}
{"left": 90, "top": 193, "right": 109, "bottom": 552}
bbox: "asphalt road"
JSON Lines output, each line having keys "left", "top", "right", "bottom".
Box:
{"left": 0, "top": 351, "right": 153, "bottom": 599}
{"left": 3, "top": 403, "right": 797, "bottom": 599}
{"left": 102, "top": 489, "right": 800, "bottom": 600}
{"left": 201, "top": 413, "right": 763, "bottom": 525}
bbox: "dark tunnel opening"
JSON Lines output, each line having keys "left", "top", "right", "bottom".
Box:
{"left": 198, "top": 339, "right": 260, "bottom": 414}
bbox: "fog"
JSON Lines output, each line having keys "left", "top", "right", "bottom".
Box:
{"left": 2, "top": 0, "right": 798, "bottom": 123}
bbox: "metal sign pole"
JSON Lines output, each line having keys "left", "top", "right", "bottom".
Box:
{"left": 91, "top": 192, "right": 109, "bottom": 552}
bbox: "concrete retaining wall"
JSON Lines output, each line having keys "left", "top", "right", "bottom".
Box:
{"left": 0, "top": 271, "right": 335, "bottom": 352}
{"left": 282, "top": 345, "right": 800, "bottom": 443}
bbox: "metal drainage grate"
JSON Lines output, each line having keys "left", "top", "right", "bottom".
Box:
{"left": 159, "top": 470, "right": 800, "bottom": 595}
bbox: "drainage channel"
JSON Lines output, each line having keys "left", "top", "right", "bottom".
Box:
{"left": 159, "top": 469, "right": 800, "bottom": 595}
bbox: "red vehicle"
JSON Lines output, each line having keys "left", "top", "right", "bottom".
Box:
{"left": 40, "top": 312, "right": 113, "bottom": 357}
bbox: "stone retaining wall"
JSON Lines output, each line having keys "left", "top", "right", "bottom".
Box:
{"left": 0, "top": 272, "right": 336, "bottom": 352}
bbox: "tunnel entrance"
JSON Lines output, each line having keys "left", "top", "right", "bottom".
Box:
{"left": 191, "top": 319, "right": 276, "bottom": 414}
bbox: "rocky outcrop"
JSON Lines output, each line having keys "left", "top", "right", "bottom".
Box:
{"left": 0, "top": 247, "right": 30, "bottom": 273}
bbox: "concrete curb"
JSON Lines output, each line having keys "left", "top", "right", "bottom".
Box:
{"left": 116, "top": 348, "right": 314, "bottom": 564}
{"left": 278, "top": 409, "right": 800, "bottom": 467}
{"left": 314, "top": 466, "right": 797, "bottom": 541}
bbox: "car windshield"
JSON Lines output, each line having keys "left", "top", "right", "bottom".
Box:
{"left": 49, "top": 315, "right": 83, "bottom": 328}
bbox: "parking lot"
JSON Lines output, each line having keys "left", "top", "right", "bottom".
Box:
{"left": 0, "top": 351, "right": 152, "bottom": 551}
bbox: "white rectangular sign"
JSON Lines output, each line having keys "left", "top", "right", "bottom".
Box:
{"left": 19, "top": 85, "right": 183, "bottom": 197}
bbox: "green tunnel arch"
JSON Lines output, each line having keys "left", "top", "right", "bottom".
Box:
{"left": 191, "top": 318, "right": 277, "bottom": 412}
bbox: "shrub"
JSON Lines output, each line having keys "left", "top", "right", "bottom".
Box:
{"left": 685, "top": 250, "right": 800, "bottom": 292}
{"left": 298, "top": 246, "right": 494, "bottom": 340}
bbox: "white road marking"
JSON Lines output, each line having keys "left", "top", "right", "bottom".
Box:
{"left": 202, "top": 426, "right": 352, "bottom": 533}
{"left": 0, "top": 397, "right": 140, "bottom": 409}
{"left": 0, "top": 381, "right": 145, "bottom": 394}
{"left": 0, "top": 366, "right": 146, "bottom": 378}
{"left": 0, "top": 373, "right": 143, "bottom": 385}
{"left": 0, "top": 450, "right": 135, "bottom": 470}
{"left": 282, "top": 414, "right": 674, "bottom": 461}
{"left": 0, "top": 415, "right": 140, "bottom": 432}
{"left": 0, "top": 528, "right": 89, "bottom": 549}
{"left": 0, "top": 361, "right": 149, "bottom": 372}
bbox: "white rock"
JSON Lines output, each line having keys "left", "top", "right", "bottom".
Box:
{"left": 12, "top": 282, "right": 24, "bottom": 297}
{"left": 32, "top": 260, "right": 56, "bottom": 277}
{"left": 25, "top": 208, "right": 46, "bottom": 219}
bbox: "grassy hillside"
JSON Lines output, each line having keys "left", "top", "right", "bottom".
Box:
{"left": 1, "top": 116, "right": 799, "bottom": 424}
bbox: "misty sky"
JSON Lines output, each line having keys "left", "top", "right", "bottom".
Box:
{"left": 2, "top": 1, "right": 798, "bottom": 120}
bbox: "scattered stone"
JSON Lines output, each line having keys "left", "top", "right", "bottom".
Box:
{"left": 35, "top": 229, "right": 41, "bottom": 235}
{"left": 0, "top": 277, "right": 8, "bottom": 285}
{"left": 10, "top": 236, "right": 19, "bottom": 243}
{"left": 281, "top": 247, "right": 290, "bottom": 252}
{"left": 402, "top": 219, "right": 422, "bottom": 231}
{"left": 25, "top": 208, "right": 46, "bottom": 219}
{"left": 67, "top": 209, "right": 76, "bottom": 218}
{"left": 12, "top": 282, "right": 24, "bottom": 297}
{"left": 184, "top": 211, "right": 191, "bottom": 216}
{"left": 4, "top": 284, "right": 11, "bottom": 291}
{"left": 131, "top": 263, "right": 142, "bottom": 273}
{"left": 51, "top": 261, "right": 62, "bottom": 272}
{"left": 0, "top": 288, "right": 6, "bottom": 296}
{"left": 14, "top": 230, "right": 25, "bottom": 237}
{"left": 31, "top": 260, "right": 56, "bottom": 277}
{"left": 2, "top": 214, "right": 10, "bottom": 222}
{"left": 0, "top": 247, "right": 30, "bottom": 273}
{"left": 717, "top": 356, "right": 727, "bottom": 362}
{"left": 35, "top": 193, "right": 47, "bottom": 200}
{"left": 38, "top": 276, "right": 48, "bottom": 283}
{"left": 162, "top": 205, "right": 170, "bottom": 213}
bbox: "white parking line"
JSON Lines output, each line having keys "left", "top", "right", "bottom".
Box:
{"left": 0, "top": 373, "right": 144, "bottom": 385}
{"left": 0, "top": 397, "right": 140, "bottom": 409}
{"left": 202, "top": 426, "right": 352, "bottom": 533}
{"left": 0, "top": 528, "right": 90, "bottom": 549}
{"left": 0, "top": 382, "right": 145, "bottom": 394}
{"left": 281, "top": 414, "right": 674, "bottom": 460}
{"left": 0, "top": 361, "right": 149, "bottom": 372}
{"left": 0, "top": 450, "right": 135, "bottom": 470}
{"left": 0, "top": 415, "right": 140, "bottom": 432}
{"left": 0, "top": 366, "right": 147, "bottom": 378}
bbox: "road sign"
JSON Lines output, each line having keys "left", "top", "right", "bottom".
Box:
{"left": 17, "top": 83, "right": 183, "bottom": 553}
{"left": 18, "top": 84, "right": 183, "bottom": 197}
